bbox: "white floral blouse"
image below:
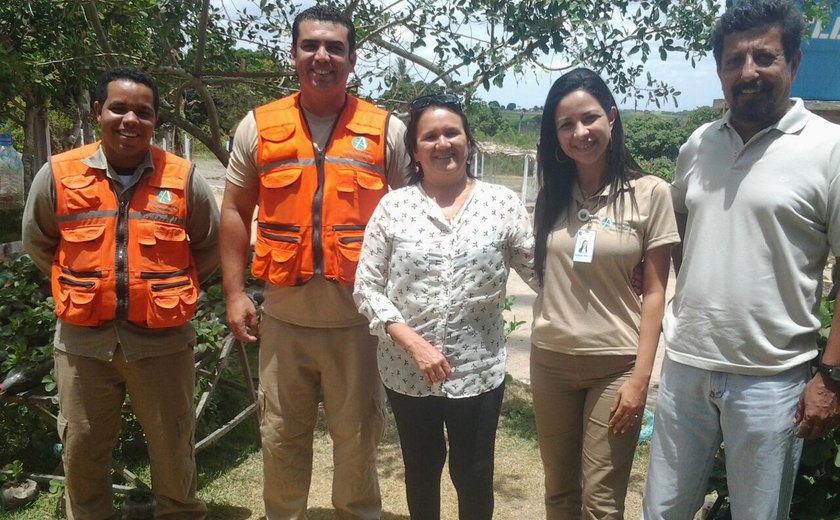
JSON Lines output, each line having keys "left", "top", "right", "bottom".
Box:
{"left": 353, "top": 180, "right": 536, "bottom": 398}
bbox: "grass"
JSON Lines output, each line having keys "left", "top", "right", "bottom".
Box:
{"left": 0, "top": 377, "right": 656, "bottom": 519}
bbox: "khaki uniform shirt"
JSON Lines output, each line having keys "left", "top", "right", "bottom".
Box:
{"left": 532, "top": 175, "right": 679, "bottom": 356}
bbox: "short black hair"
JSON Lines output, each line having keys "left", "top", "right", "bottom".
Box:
{"left": 712, "top": 0, "right": 805, "bottom": 66}
{"left": 94, "top": 66, "right": 160, "bottom": 113}
{"left": 292, "top": 5, "right": 356, "bottom": 55}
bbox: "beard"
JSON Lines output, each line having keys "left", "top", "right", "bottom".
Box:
{"left": 728, "top": 82, "right": 785, "bottom": 128}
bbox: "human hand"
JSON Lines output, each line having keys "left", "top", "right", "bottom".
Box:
{"left": 408, "top": 340, "right": 452, "bottom": 385}
{"left": 794, "top": 372, "right": 840, "bottom": 440}
{"left": 609, "top": 377, "right": 648, "bottom": 435}
{"left": 631, "top": 261, "right": 644, "bottom": 296}
{"left": 225, "top": 291, "right": 260, "bottom": 343}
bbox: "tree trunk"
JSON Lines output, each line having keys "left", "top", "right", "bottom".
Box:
{"left": 77, "top": 87, "right": 93, "bottom": 145}
{"left": 22, "top": 99, "right": 51, "bottom": 195}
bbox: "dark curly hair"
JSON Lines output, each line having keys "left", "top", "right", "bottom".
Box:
{"left": 712, "top": 0, "right": 805, "bottom": 66}
{"left": 94, "top": 66, "right": 159, "bottom": 114}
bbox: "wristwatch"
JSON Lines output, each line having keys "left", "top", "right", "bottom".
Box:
{"left": 818, "top": 362, "right": 840, "bottom": 382}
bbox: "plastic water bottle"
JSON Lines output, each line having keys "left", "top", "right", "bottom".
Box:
{"left": 0, "top": 132, "right": 24, "bottom": 210}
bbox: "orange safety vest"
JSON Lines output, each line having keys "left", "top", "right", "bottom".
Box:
{"left": 252, "top": 93, "right": 389, "bottom": 286}
{"left": 50, "top": 142, "right": 198, "bottom": 328}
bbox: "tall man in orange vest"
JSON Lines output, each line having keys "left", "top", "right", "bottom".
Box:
{"left": 220, "top": 5, "right": 411, "bottom": 519}
{"left": 22, "top": 66, "right": 218, "bottom": 520}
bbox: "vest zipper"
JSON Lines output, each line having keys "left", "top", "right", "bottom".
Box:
{"left": 258, "top": 223, "right": 301, "bottom": 233}
{"left": 151, "top": 279, "right": 190, "bottom": 291}
{"left": 261, "top": 231, "right": 299, "bottom": 243}
{"left": 311, "top": 144, "right": 325, "bottom": 276}
{"left": 332, "top": 224, "right": 365, "bottom": 231}
{"left": 302, "top": 97, "right": 345, "bottom": 279}
{"left": 61, "top": 266, "right": 103, "bottom": 278}
{"left": 57, "top": 276, "right": 95, "bottom": 289}
{"left": 114, "top": 190, "right": 132, "bottom": 320}
{"left": 140, "top": 268, "right": 191, "bottom": 279}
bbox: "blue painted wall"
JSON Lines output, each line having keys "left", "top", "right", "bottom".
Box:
{"left": 794, "top": 6, "right": 840, "bottom": 100}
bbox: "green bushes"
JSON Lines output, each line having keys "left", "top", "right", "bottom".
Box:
{"left": 0, "top": 255, "right": 240, "bottom": 483}
{"left": 789, "top": 297, "right": 840, "bottom": 519}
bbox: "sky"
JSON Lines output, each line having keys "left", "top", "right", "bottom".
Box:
{"left": 216, "top": 0, "right": 728, "bottom": 113}
{"left": 217, "top": 0, "right": 837, "bottom": 113}
{"left": 476, "top": 52, "right": 722, "bottom": 112}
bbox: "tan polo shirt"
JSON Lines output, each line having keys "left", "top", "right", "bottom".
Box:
{"left": 532, "top": 175, "right": 679, "bottom": 356}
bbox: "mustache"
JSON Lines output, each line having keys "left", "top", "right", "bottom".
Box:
{"left": 733, "top": 81, "right": 768, "bottom": 96}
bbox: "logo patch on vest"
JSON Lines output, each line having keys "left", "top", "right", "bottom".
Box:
{"left": 352, "top": 136, "right": 368, "bottom": 151}
{"left": 147, "top": 189, "right": 179, "bottom": 216}
{"left": 157, "top": 190, "right": 173, "bottom": 204}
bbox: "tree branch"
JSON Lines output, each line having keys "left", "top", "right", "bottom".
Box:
{"left": 369, "top": 36, "right": 453, "bottom": 87}
{"left": 151, "top": 66, "right": 223, "bottom": 156}
{"left": 81, "top": 0, "right": 118, "bottom": 69}
{"left": 157, "top": 109, "right": 230, "bottom": 166}
{"left": 192, "top": 0, "right": 211, "bottom": 74}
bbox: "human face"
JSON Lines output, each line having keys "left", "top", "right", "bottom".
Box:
{"left": 414, "top": 107, "right": 469, "bottom": 187}
{"left": 554, "top": 90, "right": 615, "bottom": 177}
{"left": 718, "top": 25, "right": 800, "bottom": 139}
{"left": 292, "top": 20, "right": 356, "bottom": 105}
{"left": 94, "top": 79, "right": 157, "bottom": 172}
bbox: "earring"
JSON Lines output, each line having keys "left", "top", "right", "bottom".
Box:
{"left": 554, "top": 148, "right": 569, "bottom": 164}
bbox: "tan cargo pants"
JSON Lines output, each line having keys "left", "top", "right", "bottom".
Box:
{"left": 55, "top": 347, "right": 207, "bottom": 520}
{"left": 258, "top": 316, "right": 385, "bottom": 520}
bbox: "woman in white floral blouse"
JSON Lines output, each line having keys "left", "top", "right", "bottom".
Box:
{"left": 353, "top": 93, "right": 536, "bottom": 520}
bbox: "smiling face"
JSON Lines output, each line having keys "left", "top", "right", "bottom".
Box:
{"left": 718, "top": 24, "right": 800, "bottom": 139}
{"left": 292, "top": 20, "right": 356, "bottom": 111}
{"left": 554, "top": 89, "right": 616, "bottom": 177}
{"left": 94, "top": 79, "right": 157, "bottom": 172}
{"left": 414, "top": 107, "right": 470, "bottom": 188}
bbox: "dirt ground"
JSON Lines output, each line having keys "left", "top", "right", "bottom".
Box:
{"left": 200, "top": 388, "right": 653, "bottom": 520}
{"left": 191, "top": 159, "right": 688, "bottom": 519}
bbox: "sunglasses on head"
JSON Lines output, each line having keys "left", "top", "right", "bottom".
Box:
{"left": 410, "top": 93, "right": 462, "bottom": 113}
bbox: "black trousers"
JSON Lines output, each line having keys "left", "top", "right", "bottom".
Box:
{"left": 386, "top": 382, "right": 505, "bottom": 520}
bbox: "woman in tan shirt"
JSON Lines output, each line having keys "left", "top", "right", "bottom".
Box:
{"left": 530, "top": 68, "right": 680, "bottom": 519}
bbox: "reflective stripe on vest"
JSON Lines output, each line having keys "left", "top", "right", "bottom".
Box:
{"left": 252, "top": 93, "right": 388, "bottom": 286}
{"left": 50, "top": 143, "right": 199, "bottom": 328}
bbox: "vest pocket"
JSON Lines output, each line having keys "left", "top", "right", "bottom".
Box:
{"left": 252, "top": 234, "right": 301, "bottom": 286}
{"left": 260, "top": 168, "right": 302, "bottom": 188}
{"left": 60, "top": 174, "right": 100, "bottom": 211}
{"left": 334, "top": 228, "right": 364, "bottom": 285}
{"left": 337, "top": 169, "right": 385, "bottom": 219}
{"left": 59, "top": 224, "right": 107, "bottom": 272}
{"left": 55, "top": 275, "right": 100, "bottom": 326}
{"left": 145, "top": 275, "right": 198, "bottom": 328}
{"left": 136, "top": 222, "right": 190, "bottom": 271}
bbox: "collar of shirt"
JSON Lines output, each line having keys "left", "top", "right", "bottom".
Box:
{"left": 416, "top": 180, "right": 480, "bottom": 228}
{"left": 572, "top": 176, "right": 634, "bottom": 205}
{"left": 718, "top": 97, "right": 809, "bottom": 139}
{"left": 80, "top": 145, "right": 155, "bottom": 193}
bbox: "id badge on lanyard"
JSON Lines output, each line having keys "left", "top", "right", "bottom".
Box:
{"left": 573, "top": 228, "right": 595, "bottom": 263}
{"left": 573, "top": 206, "right": 596, "bottom": 263}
